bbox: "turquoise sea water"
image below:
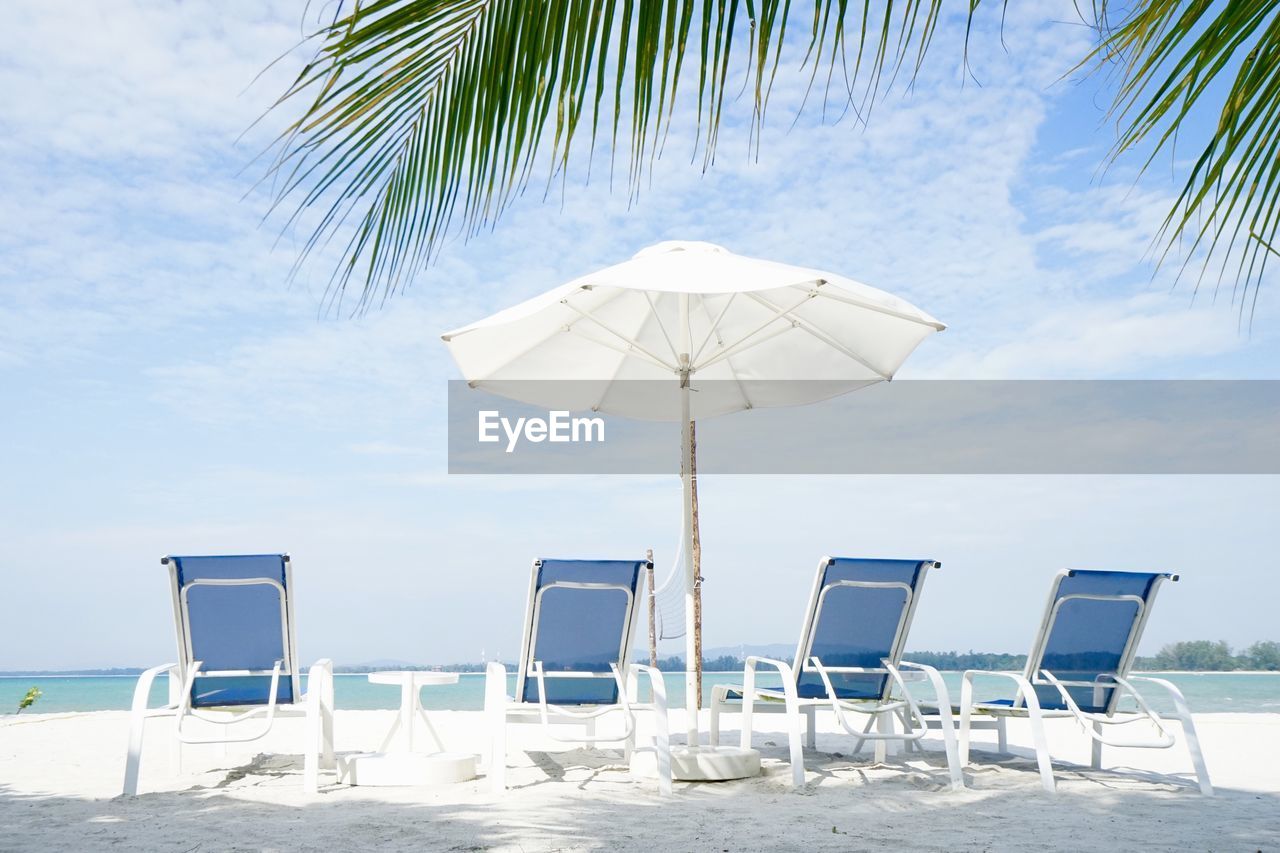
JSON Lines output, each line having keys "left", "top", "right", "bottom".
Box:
{"left": 2, "top": 672, "right": 1277, "bottom": 716}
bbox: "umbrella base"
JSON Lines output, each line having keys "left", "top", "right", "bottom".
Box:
{"left": 631, "top": 744, "right": 761, "bottom": 782}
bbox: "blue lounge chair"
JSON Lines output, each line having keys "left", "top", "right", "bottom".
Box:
{"left": 122, "top": 554, "right": 336, "bottom": 795}
{"left": 956, "top": 569, "right": 1212, "bottom": 794}
{"left": 484, "top": 558, "right": 672, "bottom": 794}
{"left": 709, "top": 557, "right": 962, "bottom": 790}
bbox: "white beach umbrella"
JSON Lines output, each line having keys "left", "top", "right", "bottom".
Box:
{"left": 442, "top": 241, "right": 944, "bottom": 778}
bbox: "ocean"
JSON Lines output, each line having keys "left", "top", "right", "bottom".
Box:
{"left": 2, "top": 671, "right": 1277, "bottom": 716}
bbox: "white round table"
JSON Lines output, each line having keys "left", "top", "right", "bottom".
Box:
{"left": 337, "top": 671, "right": 476, "bottom": 786}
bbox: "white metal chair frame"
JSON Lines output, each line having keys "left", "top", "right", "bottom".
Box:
{"left": 122, "top": 555, "right": 336, "bottom": 795}
{"left": 485, "top": 559, "right": 673, "bottom": 794}
{"left": 709, "top": 557, "right": 962, "bottom": 791}
{"left": 954, "top": 570, "right": 1213, "bottom": 795}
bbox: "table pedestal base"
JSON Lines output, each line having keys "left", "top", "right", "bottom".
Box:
{"left": 630, "top": 744, "right": 761, "bottom": 781}
{"left": 338, "top": 751, "right": 476, "bottom": 786}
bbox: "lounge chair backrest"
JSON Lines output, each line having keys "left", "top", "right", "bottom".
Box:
{"left": 1022, "top": 569, "right": 1175, "bottom": 714}
{"left": 515, "top": 558, "right": 647, "bottom": 706}
{"left": 166, "top": 554, "right": 298, "bottom": 708}
{"left": 793, "top": 558, "right": 938, "bottom": 701}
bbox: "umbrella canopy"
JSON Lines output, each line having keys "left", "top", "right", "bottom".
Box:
{"left": 443, "top": 241, "right": 943, "bottom": 419}
{"left": 442, "top": 241, "right": 943, "bottom": 768}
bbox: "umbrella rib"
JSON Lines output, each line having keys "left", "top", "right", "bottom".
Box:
{"left": 744, "top": 292, "right": 893, "bottom": 380}
{"left": 794, "top": 283, "right": 946, "bottom": 330}
{"left": 692, "top": 290, "right": 814, "bottom": 372}
{"left": 456, "top": 287, "right": 634, "bottom": 382}
{"left": 565, "top": 328, "right": 674, "bottom": 373}
{"left": 694, "top": 295, "right": 755, "bottom": 411}
{"left": 690, "top": 292, "right": 738, "bottom": 365}
{"left": 561, "top": 300, "right": 679, "bottom": 372}
{"left": 641, "top": 291, "right": 681, "bottom": 364}
{"left": 589, "top": 292, "right": 670, "bottom": 412}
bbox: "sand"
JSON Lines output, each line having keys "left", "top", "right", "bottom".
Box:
{"left": 1, "top": 708, "right": 1277, "bottom": 851}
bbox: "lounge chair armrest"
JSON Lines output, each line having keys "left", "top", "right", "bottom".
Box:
{"left": 131, "top": 663, "right": 179, "bottom": 714}
{"left": 304, "top": 658, "right": 334, "bottom": 700}
{"left": 307, "top": 658, "right": 334, "bottom": 682}
{"left": 629, "top": 663, "right": 667, "bottom": 692}
{"left": 897, "top": 660, "right": 953, "bottom": 706}
{"left": 1126, "top": 675, "right": 1190, "bottom": 705}
{"left": 743, "top": 656, "right": 800, "bottom": 703}
{"left": 485, "top": 661, "right": 510, "bottom": 706}
{"left": 628, "top": 664, "right": 669, "bottom": 713}
{"left": 959, "top": 669, "right": 1046, "bottom": 714}
{"left": 1117, "top": 675, "right": 1189, "bottom": 733}
{"left": 744, "top": 656, "right": 796, "bottom": 682}
{"left": 898, "top": 660, "right": 943, "bottom": 677}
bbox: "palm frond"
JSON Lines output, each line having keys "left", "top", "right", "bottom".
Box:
{"left": 1086, "top": 0, "right": 1280, "bottom": 322}
{"left": 266, "top": 0, "right": 972, "bottom": 312}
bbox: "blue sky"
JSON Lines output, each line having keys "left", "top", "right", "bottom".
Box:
{"left": 1, "top": 1, "right": 1277, "bottom": 669}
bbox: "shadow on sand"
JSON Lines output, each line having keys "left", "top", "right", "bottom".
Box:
{"left": 1, "top": 743, "right": 1276, "bottom": 852}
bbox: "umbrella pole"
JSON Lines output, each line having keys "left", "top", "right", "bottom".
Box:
{"left": 680, "top": 368, "right": 699, "bottom": 746}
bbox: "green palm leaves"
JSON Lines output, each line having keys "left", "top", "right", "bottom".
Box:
{"left": 266, "top": 0, "right": 957, "bottom": 311}
{"left": 1092, "top": 0, "right": 1280, "bottom": 320}
{"left": 267, "top": 1, "right": 1280, "bottom": 317}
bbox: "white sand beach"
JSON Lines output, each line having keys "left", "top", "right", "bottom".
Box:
{"left": 2, "top": 708, "right": 1277, "bottom": 852}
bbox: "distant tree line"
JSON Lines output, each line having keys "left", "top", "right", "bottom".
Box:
{"left": 642, "top": 653, "right": 1031, "bottom": 672}
{"left": 633, "top": 641, "right": 1280, "bottom": 673}
{"left": 1139, "top": 640, "right": 1280, "bottom": 672}
{"left": 334, "top": 663, "right": 493, "bottom": 674}
{"left": 9, "top": 641, "right": 1277, "bottom": 677}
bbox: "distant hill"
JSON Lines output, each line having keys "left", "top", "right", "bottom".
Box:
{"left": 702, "top": 643, "right": 794, "bottom": 660}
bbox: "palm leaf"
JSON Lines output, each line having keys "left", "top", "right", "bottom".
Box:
{"left": 265, "top": 0, "right": 971, "bottom": 312}
{"left": 269, "top": 2, "right": 1280, "bottom": 318}
{"left": 1085, "top": 0, "right": 1280, "bottom": 323}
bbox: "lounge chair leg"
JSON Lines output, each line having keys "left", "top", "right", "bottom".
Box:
{"left": 1025, "top": 704, "right": 1055, "bottom": 794}
{"left": 123, "top": 713, "right": 146, "bottom": 796}
{"left": 484, "top": 664, "right": 508, "bottom": 794}
{"left": 654, "top": 707, "right": 672, "bottom": 795}
{"left": 304, "top": 693, "right": 321, "bottom": 793}
{"left": 958, "top": 676, "right": 975, "bottom": 767}
{"left": 1173, "top": 702, "right": 1213, "bottom": 796}
{"left": 322, "top": 672, "right": 336, "bottom": 770}
{"left": 640, "top": 665, "right": 673, "bottom": 795}
{"left": 739, "top": 694, "right": 754, "bottom": 754}
{"left": 996, "top": 717, "right": 1007, "bottom": 754}
{"left": 784, "top": 702, "right": 806, "bottom": 789}
{"left": 850, "top": 711, "right": 876, "bottom": 756}
{"left": 1090, "top": 722, "right": 1103, "bottom": 770}
{"left": 874, "top": 712, "right": 890, "bottom": 764}
{"left": 804, "top": 706, "right": 816, "bottom": 750}
{"left": 489, "top": 716, "right": 507, "bottom": 794}
{"left": 897, "top": 708, "right": 920, "bottom": 753}
{"left": 709, "top": 685, "right": 728, "bottom": 747}
{"left": 1130, "top": 676, "right": 1213, "bottom": 796}
{"left": 939, "top": 717, "right": 964, "bottom": 791}
{"left": 916, "top": 675, "right": 963, "bottom": 792}
{"left": 623, "top": 704, "right": 638, "bottom": 764}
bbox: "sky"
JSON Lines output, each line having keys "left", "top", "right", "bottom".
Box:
{"left": 1, "top": 1, "right": 1278, "bottom": 670}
